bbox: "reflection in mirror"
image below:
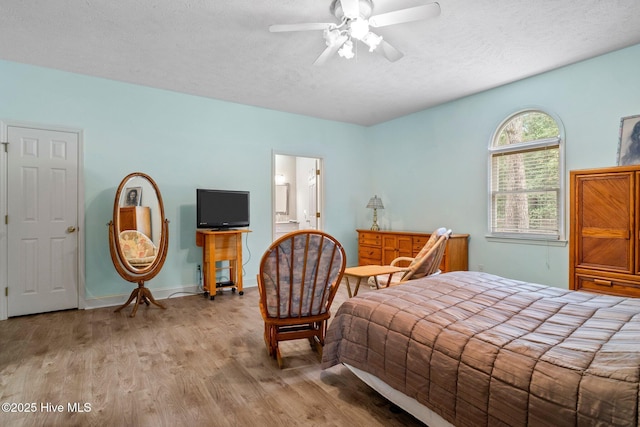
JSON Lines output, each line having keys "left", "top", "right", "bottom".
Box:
{"left": 275, "top": 183, "right": 289, "bottom": 215}
{"left": 118, "top": 175, "right": 163, "bottom": 246}
{"left": 117, "top": 175, "right": 161, "bottom": 271}
{"left": 108, "top": 172, "right": 169, "bottom": 317}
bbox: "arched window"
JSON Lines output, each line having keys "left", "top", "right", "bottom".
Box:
{"left": 488, "top": 109, "right": 565, "bottom": 240}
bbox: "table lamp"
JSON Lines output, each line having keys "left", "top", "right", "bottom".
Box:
{"left": 366, "top": 195, "right": 384, "bottom": 231}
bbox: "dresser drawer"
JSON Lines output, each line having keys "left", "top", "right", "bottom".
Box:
{"left": 358, "top": 257, "right": 379, "bottom": 266}
{"left": 412, "top": 235, "right": 430, "bottom": 253}
{"left": 359, "top": 232, "right": 381, "bottom": 246}
{"left": 575, "top": 273, "right": 640, "bottom": 298}
{"left": 359, "top": 246, "right": 381, "bottom": 261}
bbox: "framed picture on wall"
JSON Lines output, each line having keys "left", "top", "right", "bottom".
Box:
{"left": 617, "top": 114, "right": 640, "bottom": 165}
{"left": 124, "top": 186, "right": 142, "bottom": 206}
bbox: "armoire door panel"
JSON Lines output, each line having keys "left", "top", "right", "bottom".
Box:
{"left": 580, "top": 237, "right": 631, "bottom": 271}
{"left": 580, "top": 178, "right": 632, "bottom": 229}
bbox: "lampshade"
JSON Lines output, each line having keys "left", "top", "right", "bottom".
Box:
{"left": 366, "top": 195, "right": 384, "bottom": 210}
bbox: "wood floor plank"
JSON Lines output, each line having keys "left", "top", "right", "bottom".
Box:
{"left": 0, "top": 285, "right": 424, "bottom": 426}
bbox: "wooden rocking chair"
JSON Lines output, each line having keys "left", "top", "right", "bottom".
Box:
{"left": 257, "top": 230, "right": 346, "bottom": 368}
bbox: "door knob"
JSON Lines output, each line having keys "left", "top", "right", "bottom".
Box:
{"left": 67, "top": 226, "right": 77, "bottom": 233}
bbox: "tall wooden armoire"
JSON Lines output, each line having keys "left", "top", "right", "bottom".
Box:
{"left": 570, "top": 165, "right": 640, "bottom": 297}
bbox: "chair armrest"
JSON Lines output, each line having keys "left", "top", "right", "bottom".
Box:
{"left": 390, "top": 256, "right": 414, "bottom": 266}
{"left": 256, "top": 275, "right": 263, "bottom": 297}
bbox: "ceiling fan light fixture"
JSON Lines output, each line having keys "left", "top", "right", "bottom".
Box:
{"left": 324, "top": 28, "right": 343, "bottom": 46}
{"left": 349, "top": 18, "right": 369, "bottom": 39}
{"left": 271, "top": 0, "right": 441, "bottom": 65}
{"left": 338, "top": 39, "right": 355, "bottom": 59}
{"left": 331, "top": 0, "right": 374, "bottom": 20}
{"left": 361, "top": 32, "right": 382, "bottom": 51}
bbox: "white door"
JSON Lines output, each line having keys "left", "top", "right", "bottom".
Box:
{"left": 7, "top": 126, "right": 79, "bottom": 317}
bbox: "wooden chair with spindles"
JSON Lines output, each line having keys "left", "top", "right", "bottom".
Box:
{"left": 257, "top": 230, "right": 346, "bottom": 368}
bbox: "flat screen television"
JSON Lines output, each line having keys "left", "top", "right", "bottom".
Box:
{"left": 196, "top": 189, "right": 250, "bottom": 229}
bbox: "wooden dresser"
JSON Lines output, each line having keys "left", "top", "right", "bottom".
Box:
{"left": 119, "top": 206, "right": 151, "bottom": 238}
{"left": 570, "top": 165, "right": 640, "bottom": 297}
{"left": 356, "top": 229, "right": 469, "bottom": 272}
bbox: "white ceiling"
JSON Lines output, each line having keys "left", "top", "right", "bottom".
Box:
{"left": 1, "top": 0, "right": 640, "bottom": 126}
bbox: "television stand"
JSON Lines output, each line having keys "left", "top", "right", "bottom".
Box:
{"left": 196, "top": 229, "right": 251, "bottom": 300}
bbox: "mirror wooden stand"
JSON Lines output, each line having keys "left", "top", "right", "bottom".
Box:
{"left": 108, "top": 172, "right": 169, "bottom": 317}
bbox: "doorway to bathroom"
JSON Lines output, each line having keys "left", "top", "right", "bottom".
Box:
{"left": 273, "top": 154, "right": 323, "bottom": 241}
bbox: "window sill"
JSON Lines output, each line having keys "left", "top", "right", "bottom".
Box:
{"left": 485, "top": 235, "right": 567, "bottom": 247}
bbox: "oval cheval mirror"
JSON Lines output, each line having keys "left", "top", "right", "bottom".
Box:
{"left": 108, "top": 172, "right": 169, "bottom": 317}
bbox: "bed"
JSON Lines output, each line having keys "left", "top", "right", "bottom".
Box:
{"left": 321, "top": 271, "right": 640, "bottom": 426}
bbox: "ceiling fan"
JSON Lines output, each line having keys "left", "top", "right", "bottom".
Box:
{"left": 269, "top": 0, "right": 441, "bottom": 65}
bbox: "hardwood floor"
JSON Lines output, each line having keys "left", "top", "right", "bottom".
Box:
{"left": 0, "top": 284, "right": 424, "bottom": 427}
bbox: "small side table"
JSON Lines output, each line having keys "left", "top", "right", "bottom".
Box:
{"left": 343, "top": 265, "right": 410, "bottom": 297}
{"left": 195, "top": 229, "right": 251, "bottom": 300}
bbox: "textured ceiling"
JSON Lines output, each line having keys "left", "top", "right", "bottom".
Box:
{"left": 1, "top": 0, "right": 640, "bottom": 126}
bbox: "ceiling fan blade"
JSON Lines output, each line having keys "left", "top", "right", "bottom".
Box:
{"left": 269, "top": 23, "right": 333, "bottom": 32}
{"left": 378, "top": 40, "right": 404, "bottom": 62}
{"left": 340, "top": 0, "right": 360, "bottom": 19}
{"left": 369, "top": 3, "right": 441, "bottom": 28}
{"left": 314, "top": 35, "right": 348, "bottom": 66}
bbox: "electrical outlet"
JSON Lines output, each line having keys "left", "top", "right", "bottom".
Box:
{"left": 478, "top": 264, "right": 484, "bottom": 272}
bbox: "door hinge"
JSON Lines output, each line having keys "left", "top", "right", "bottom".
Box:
{"left": 316, "top": 169, "right": 320, "bottom": 176}
{"left": 4, "top": 215, "right": 7, "bottom": 225}
{"left": 1, "top": 142, "right": 7, "bottom": 152}
{"left": 316, "top": 212, "right": 320, "bottom": 218}
{"left": 4, "top": 287, "right": 7, "bottom": 297}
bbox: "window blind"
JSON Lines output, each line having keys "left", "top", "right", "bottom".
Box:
{"left": 490, "top": 144, "right": 560, "bottom": 237}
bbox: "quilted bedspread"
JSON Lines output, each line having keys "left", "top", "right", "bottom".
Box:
{"left": 321, "top": 271, "right": 640, "bottom": 426}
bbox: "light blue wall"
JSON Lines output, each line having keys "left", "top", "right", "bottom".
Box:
{"left": 367, "top": 43, "right": 640, "bottom": 287}
{"left": 0, "top": 60, "right": 371, "bottom": 302}
{"left": 1, "top": 42, "right": 639, "bottom": 301}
